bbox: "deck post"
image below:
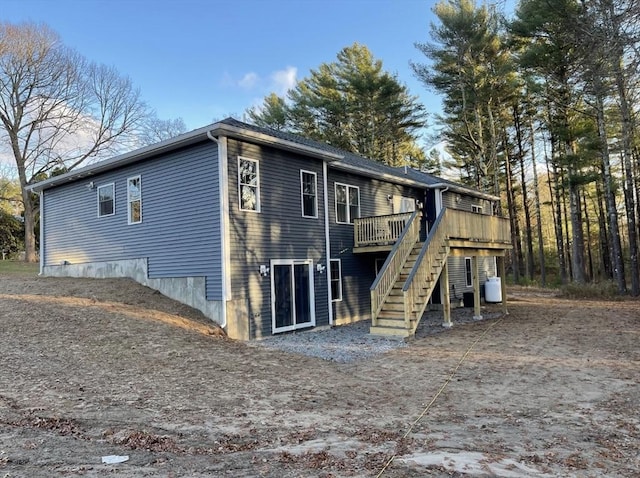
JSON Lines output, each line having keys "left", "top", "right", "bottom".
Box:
{"left": 442, "top": 261, "right": 452, "bottom": 328}
{"left": 498, "top": 255, "right": 508, "bottom": 314}
{"left": 472, "top": 255, "right": 482, "bottom": 320}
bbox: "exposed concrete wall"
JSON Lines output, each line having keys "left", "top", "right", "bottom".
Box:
{"left": 43, "top": 258, "right": 224, "bottom": 328}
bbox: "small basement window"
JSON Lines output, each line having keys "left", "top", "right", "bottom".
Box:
{"left": 97, "top": 183, "right": 114, "bottom": 217}
{"left": 330, "top": 259, "right": 342, "bottom": 302}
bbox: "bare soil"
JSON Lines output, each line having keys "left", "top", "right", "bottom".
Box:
{"left": 0, "top": 275, "right": 638, "bottom": 477}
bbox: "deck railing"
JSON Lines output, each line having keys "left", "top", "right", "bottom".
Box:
{"left": 446, "top": 209, "right": 511, "bottom": 243}
{"left": 354, "top": 212, "right": 414, "bottom": 247}
{"left": 369, "top": 210, "right": 420, "bottom": 325}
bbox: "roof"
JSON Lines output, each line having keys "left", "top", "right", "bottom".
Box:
{"left": 28, "top": 117, "right": 497, "bottom": 200}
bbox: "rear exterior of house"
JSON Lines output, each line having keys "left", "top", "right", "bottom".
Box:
{"left": 31, "top": 118, "right": 511, "bottom": 340}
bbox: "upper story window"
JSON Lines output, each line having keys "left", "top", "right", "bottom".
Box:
{"left": 127, "top": 175, "right": 142, "bottom": 224}
{"left": 335, "top": 183, "right": 360, "bottom": 224}
{"left": 238, "top": 157, "right": 260, "bottom": 212}
{"left": 97, "top": 183, "right": 115, "bottom": 217}
{"left": 300, "top": 170, "right": 317, "bottom": 218}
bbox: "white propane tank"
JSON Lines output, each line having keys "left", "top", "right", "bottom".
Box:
{"left": 484, "top": 277, "right": 502, "bottom": 303}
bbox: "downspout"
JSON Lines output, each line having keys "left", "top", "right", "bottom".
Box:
{"left": 435, "top": 186, "right": 449, "bottom": 215}
{"left": 39, "top": 190, "right": 44, "bottom": 276}
{"left": 323, "top": 160, "right": 334, "bottom": 325}
{"left": 207, "top": 130, "right": 228, "bottom": 330}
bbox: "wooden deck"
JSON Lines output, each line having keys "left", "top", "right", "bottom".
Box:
{"left": 361, "top": 208, "right": 511, "bottom": 337}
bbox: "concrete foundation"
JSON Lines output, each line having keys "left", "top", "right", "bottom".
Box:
{"left": 43, "top": 259, "right": 224, "bottom": 328}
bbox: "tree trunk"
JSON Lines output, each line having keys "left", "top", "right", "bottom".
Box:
{"left": 595, "top": 179, "right": 612, "bottom": 280}
{"left": 595, "top": 91, "right": 626, "bottom": 292}
{"left": 568, "top": 165, "right": 586, "bottom": 284}
{"left": 610, "top": 1, "right": 638, "bottom": 295}
{"left": 582, "top": 190, "right": 594, "bottom": 281}
{"left": 20, "top": 182, "right": 38, "bottom": 263}
{"left": 514, "top": 104, "right": 535, "bottom": 280}
{"left": 546, "top": 143, "right": 567, "bottom": 284}
{"left": 503, "top": 132, "right": 521, "bottom": 283}
{"left": 530, "top": 118, "right": 546, "bottom": 286}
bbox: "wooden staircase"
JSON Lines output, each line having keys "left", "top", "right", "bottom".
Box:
{"left": 369, "top": 209, "right": 451, "bottom": 338}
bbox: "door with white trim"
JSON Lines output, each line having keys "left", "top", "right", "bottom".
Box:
{"left": 271, "top": 259, "right": 315, "bottom": 333}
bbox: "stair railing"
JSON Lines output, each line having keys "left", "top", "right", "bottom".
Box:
{"left": 402, "top": 208, "right": 450, "bottom": 329}
{"left": 370, "top": 210, "right": 420, "bottom": 325}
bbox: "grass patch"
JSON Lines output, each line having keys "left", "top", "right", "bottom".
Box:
{"left": 559, "top": 280, "right": 621, "bottom": 300}
{"left": 0, "top": 260, "right": 39, "bottom": 277}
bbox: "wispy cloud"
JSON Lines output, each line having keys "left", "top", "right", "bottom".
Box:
{"left": 221, "top": 66, "right": 298, "bottom": 97}
{"left": 269, "top": 66, "right": 297, "bottom": 95}
{"left": 238, "top": 72, "right": 259, "bottom": 90}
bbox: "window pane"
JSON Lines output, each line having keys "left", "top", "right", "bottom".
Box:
{"left": 302, "top": 172, "right": 316, "bottom": 217}
{"left": 303, "top": 195, "right": 315, "bottom": 216}
{"left": 348, "top": 187, "right": 358, "bottom": 206}
{"left": 336, "top": 185, "right": 347, "bottom": 222}
{"left": 100, "top": 200, "right": 113, "bottom": 216}
{"left": 98, "top": 185, "right": 114, "bottom": 216}
{"left": 241, "top": 185, "right": 257, "bottom": 210}
{"left": 330, "top": 260, "right": 342, "bottom": 301}
{"left": 130, "top": 200, "right": 141, "bottom": 223}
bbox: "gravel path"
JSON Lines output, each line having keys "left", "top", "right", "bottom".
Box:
{"left": 251, "top": 305, "right": 505, "bottom": 363}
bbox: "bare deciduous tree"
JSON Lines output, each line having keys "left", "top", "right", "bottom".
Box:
{"left": 0, "top": 22, "right": 148, "bottom": 262}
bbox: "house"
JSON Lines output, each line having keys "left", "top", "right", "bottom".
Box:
{"left": 28, "top": 118, "right": 511, "bottom": 340}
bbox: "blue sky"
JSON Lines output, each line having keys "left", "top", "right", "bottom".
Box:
{"left": 4, "top": 0, "right": 446, "bottom": 143}
{"left": 4, "top": 0, "right": 513, "bottom": 149}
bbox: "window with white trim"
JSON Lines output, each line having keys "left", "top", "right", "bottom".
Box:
{"left": 300, "top": 170, "right": 317, "bottom": 218}
{"left": 471, "top": 204, "right": 483, "bottom": 213}
{"left": 465, "top": 257, "right": 473, "bottom": 287}
{"left": 335, "top": 183, "right": 360, "bottom": 224}
{"left": 97, "top": 183, "right": 115, "bottom": 217}
{"left": 127, "top": 176, "right": 142, "bottom": 224}
{"left": 330, "top": 259, "right": 342, "bottom": 302}
{"left": 238, "top": 157, "right": 260, "bottom": 212}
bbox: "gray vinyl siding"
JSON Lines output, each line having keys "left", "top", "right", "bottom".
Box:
{"left": 226, "top": 139, "right": 328, "bottom": 339}
{"left": 327, "top": 169, "right": 424, "bottom": 323}
{"left": 442, "top": 190, "right": 491, "bottom": 213}
{"left": 43, "top": 141, "right": 224, "bottom": 300}
{"left": 447, "top": 256, "right": 497, "bottom": 299}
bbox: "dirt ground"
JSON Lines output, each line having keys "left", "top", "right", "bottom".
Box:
{"left": 0, "top": 274, "right": 638, "bottom": 477}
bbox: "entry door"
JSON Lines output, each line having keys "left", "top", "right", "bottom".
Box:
{"left": 271, "top": 260, "right": 315, "bottom": 333}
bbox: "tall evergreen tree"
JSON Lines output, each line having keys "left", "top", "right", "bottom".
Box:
{"left": 247, "top": 43, "right": 427, "bottom": 167}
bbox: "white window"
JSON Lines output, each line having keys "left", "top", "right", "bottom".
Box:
{"left": 127, "top": 175, "right": 142, "bottom": 224}
{"left": 300, "top": 170, "right": 317, "bottom": 218}
{"left": 472, "top": 205, "right": 483, "bottom": 213}
{"left": 238, "top": 157, "right": 260, "bottom": 212}
{"left": 330, "top": 259, "right": 342, "bottom": 302}
{"left": 335, "top": 183, "right": 360, "bottom": 224}
{"left": 97, "top": 183, "right": 115, "bottom": 217}
{"left": 465, "top": 257, "right": 473, "bottom": 287}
